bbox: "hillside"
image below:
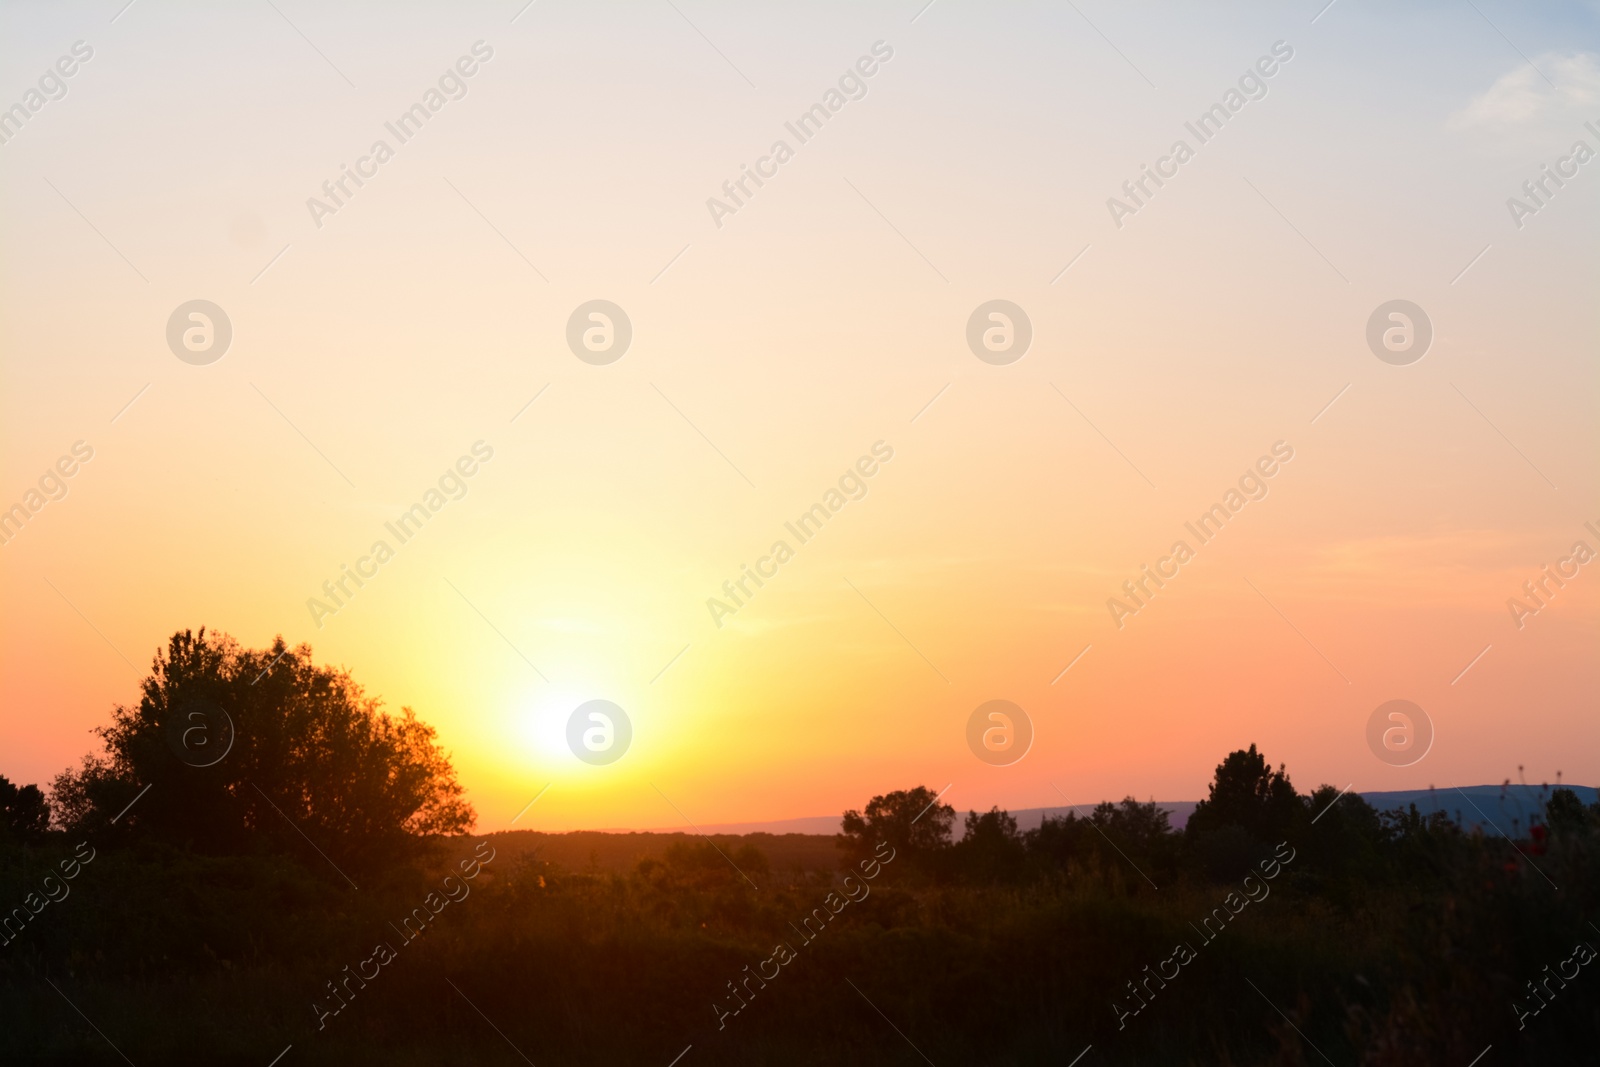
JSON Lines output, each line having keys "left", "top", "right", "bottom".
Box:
{"left": 613, "top": 784, "right": 1597, "bottom": 840}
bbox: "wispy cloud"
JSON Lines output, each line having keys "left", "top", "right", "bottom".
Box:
{"left": 1450, "top": 52, "right": 1600, "bottom": 130}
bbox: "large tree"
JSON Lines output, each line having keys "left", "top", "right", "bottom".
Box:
{"left": 51, "top": 629, "right": 473, "bottom": 873}
{"left": 839, "top": 785, "right": 955, "bottom": 868}
{"left": 1185, "top": 743, "right": 1304, "bottom": 845}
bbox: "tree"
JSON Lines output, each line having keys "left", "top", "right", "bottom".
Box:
{"left": 1184, "top": 745, "right": 1305, "bottom": 880}
{"left": 1186, "top": 744, "right": 1303, "bottom": 844}
{"left": 1024, "top": 799, "right": 1177, "bottom": 887}
{"left": 0, "top": 776, "right": 50, "bottom": 841}
{"left": 954, "top": 807, "right": 1026, "bottom": 882}
{"left": 1091, "top": 797, "right": 1174, "bottom": 857}
{"left": 1545, "top": 787, "right": 1590, "bottom": 836}
{"left": 839, "top": 786, "right": 954, "bottom": 869}
{"left": 1026, "top": 811, "right": 1094, "bottom": 872}
{"left": 646, "top": 839, "right": 770, "bottom": 890}
{"left": 51, "top": 629, "right": 473, "bottom": 873}
{"left": 1301, "top": 785, "right": 1385, "bottom": 887}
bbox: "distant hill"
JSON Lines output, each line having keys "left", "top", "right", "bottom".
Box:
{"left": 1357, "top": 784, "right": 1598, "bottom": 835}
{"left": 484, "top": 785, "right": 1595, "bottom": 875}
{"left": 622, "top": 784, "right": 1597, "bottom": 839}
{"left": 626, "top": 804, "right": 1202, "bottom": 837}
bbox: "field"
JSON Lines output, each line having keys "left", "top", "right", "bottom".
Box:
{"left": 3, "top": 784, "right": 1597, "bottom": 1066}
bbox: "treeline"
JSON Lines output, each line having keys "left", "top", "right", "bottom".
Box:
{"left": 4, "top": 755, "right": 1595, "bottom": 1064}
{"left": 833, "top": 746, "right": 1600, "bottom": 893}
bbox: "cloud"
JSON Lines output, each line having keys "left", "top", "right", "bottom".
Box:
{"left": 1450, "top": 52, "right": 1600, "bottom": 130}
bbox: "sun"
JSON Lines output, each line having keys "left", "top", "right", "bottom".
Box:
{"left": 512, "top": 685, "right": 590, "bottom": 768}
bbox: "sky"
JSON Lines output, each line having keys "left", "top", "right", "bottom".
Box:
{"left": 1, "top": 0, "right": 1596, "bottom": 833}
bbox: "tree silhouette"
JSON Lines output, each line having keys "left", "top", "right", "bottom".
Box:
{"left": 1186, "top": 743, "right": 1303, "bottom": 843}
{"left": 1091, "top": 797, "right": 1174, "bottom": 855}
{"left": 1545, "top": 787, "right": 1590, "bottom": 836}
{"left": 839, "top": 785, "right": 954, "bottom": 868}
{"left": 954, "top": 807, "right": 1026, "bottom": 882}
{"left": 51, "top": 629, "right": 473, "bottom": 872}
{"left": 1182, "top": 744, "right": 1305, "bottom": 879}
{"left": 0, "top": 776, "right": 49, "bottom": 842}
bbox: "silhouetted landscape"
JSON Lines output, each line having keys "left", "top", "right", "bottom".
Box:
{"left": 1, "top": 630, "right": 1595, "bottom": 1065}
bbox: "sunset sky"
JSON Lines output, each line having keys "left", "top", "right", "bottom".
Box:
{"left": 2, "top": 0, "right": 1595, "bottom": 833}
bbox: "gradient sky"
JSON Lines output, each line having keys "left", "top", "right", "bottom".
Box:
{"left": 2, "top": 0, "right": 1596, "bottom": 833}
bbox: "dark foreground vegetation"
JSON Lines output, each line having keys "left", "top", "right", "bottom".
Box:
{"left": 2, "top": 630, "right": 1596, "bottom": 1065}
